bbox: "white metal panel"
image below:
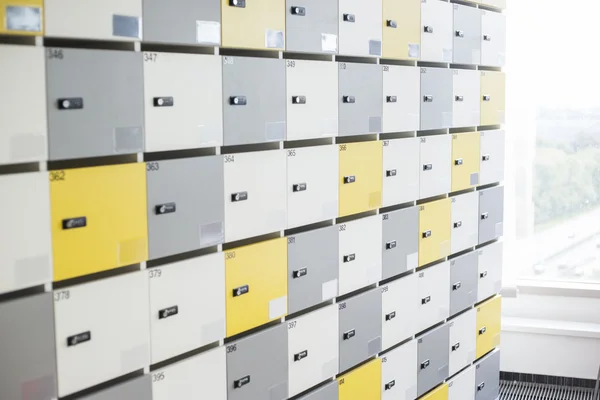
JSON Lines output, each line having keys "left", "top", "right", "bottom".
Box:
{"left": 448, "top": 364, "right": 476, "bottom": 400}
{"left": 381, "top": 339, "right": 418, "bottom": 400}
{"left": 381, "top": 273, "right": 418, "bottom": 351}
{"left": 477, "top": 241, "right": 503, "bottom": 302}
{"left": 452, "top": 69, "right": 481, "bottom": 128}
{"left": 382, "top": 138, "right": 420, "bottom": 207}
{"left": 450, "top": 192, "right": 479, "bottom": 255}
{"left": 382, "top": 65, "right": 420, "bottom": 133}
{"left": 421, "top": 0, "right": 453, "bottom": 62}
{"left": 448, "top": 308, "right": 477, "bottom": 376}
{"left": 338, "top": 0, "right": 383, "bottom": 57}
{"left": 419, "top": 135, "right": 451, "bottom": 200}
{"left": 481, "top": 0, "right": 506, "bottom": 11}
{"left": 481, "top": 10, "right": 506, "bottom": 67}
{"left": 417, "top": 261, "right": 450, "bottom": 333}
{"left": 479, "top": 130, "right": 505, "bottom": 185}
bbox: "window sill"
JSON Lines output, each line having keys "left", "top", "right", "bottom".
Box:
{"left": 516, "top": 280, "right": 600, "bottom": 298}
{"left": 503, "top": 316, "right": 600, "bottom": 339}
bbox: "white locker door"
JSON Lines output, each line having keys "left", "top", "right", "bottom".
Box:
{"left": 54, "top": 271, "right": 150, "bottom": 397}
{"left": 286, "top": 59, "right": 338, "bottom": 141}
{"left": 223, "top": 150, "right": 287, "bottom": 242}
{"left": 448, "top": 364, "right": 476, "bottom": 400}
{"left": 152, "top": 346, "right": 227, "bottom": 400}
{"left": 452, "top": 69, "right": 480, "bottom": 128}
{"left": 287, "top": 145, "right": 339, "bottom": 229}
{"left": 339, "top": 0, "right": 383, "bottom": 57}
{"left": 421, "top": 0, "right": 453, "bottom": 62}
{"left": 450, "top": 192, "right": 479, "bottom": 255}
{"left": 481, "top": 10, "right": 506, "bottom": 67}
{"left": 479, "top": 130, "right": 505, "bottom": 185}
{"left": 338, "top": 215, "right": 383, "bottom": 296}
{"left": 417, "top": 261, "right": 450, "bottom": 333}
{"left": 382, "top": 65, "right": 420, "bottom": 133}
{"left": 288, "top": 304, "right": 339, "bottom": 397}
{"left": 448, "top": 308, "right": 477, "bottom": 376}
{"left": 148, "top": 253, "right": 226, "bottom": 364}
{"left": 481, "top": 0, "right": 507, "bottom": 9}
{"left": 420, "top": 135, "right": 451, "bottom": 200}
{"left": 382, "top": 138, "right": 420, "bottom": 207}
{"left": 381, "top": 273, "right": 418, "bottom": 351}
{"left": 381, "top": 339, "right": 418, "bottom": 400}
{"left": 477, "top": 241, "right": 503, "bottom": 302}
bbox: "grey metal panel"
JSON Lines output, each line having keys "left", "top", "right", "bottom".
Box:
{"left": 78, "top": 375, "right": 151, "bottom": 400}
{"left": 143, "top": 0, "right": 221, "bottom": 45}
{"left": 478, "top": 186, "right": 504, "bottom": 245}
{"left": 338, "top": 287, "right": 382, "bottom": 373}
{"left": 420, "top": 67, "right": 453, "bottom": 131}
{"left": 146, "top": 156, "right": 224, "bottom": 260}
{"left": 417, "top": 323, "right": 450, "bottom": 397}
{"left": 222, "top": 57, "right": 286, "bottom": 146}
{"left": 296, "top": 381, "right": 338, "bottom": 400}
{"left": 226, "top": 323, "right": 288, "bottom": 400}
{"left": 0, "top": 293, "right": 57, "bottom": 400}
{"left": 450, "top": 251, "right": 478, "bottom": 316}
{"left": 475, "top": 349, "right": 500, "bottom": 400}
{"left": 338, "top": 62, "right": 383, "bottom": 137}
{"left": 381, "top": 206, "right": 419, "bottom": 280}
{"left": 286, "top": 0, "right": 338, "bottom": 54}
{"left": 288, "top": 225, "right": 339, "bottom": 315}
{"left": 453, "top": 4, "right": 481, "bottom": 65}
{"left": 46, "top": 48, "right": 144, "bottom": 161}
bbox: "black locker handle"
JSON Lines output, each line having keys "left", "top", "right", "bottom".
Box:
{"left": 343, "top": 14, "right": 355, "bottom": 22}
{"left": 482, "top": 154, "right": 490, "bottom": 161}
{"left": 67, "top": 331, "right": 91, "bottom": 347}
{"left": 421, "top": 359, "right": 431, "bottom": 369}
{"left": 452, "top": 342, "right": 461, "bottom": 351}
{"left": 234, "top": 375, "right": 251, "bottom": 389}
{"left": 386, "top": 311, "right": 396, "bottom": 321}
{"left": 153, "top": 96, "right": 174, "bottom": 107}
{"left": 386, "top": 95, "right": 398, "bottom": 103}
{"left": 343, "top": 329, "right": 356, "bottom": 340}
{"left": 291, "top": 6, "right": 306, "bottom": 16}
{"left": 422, "top": 230, "right": 432, "bottom": 239}
{"left": 293, "top": 183, "right": 307, "bottom": 192}
{"left": 387, "top": 20, "right": 397, "bottom": 28}
{"left": 344, "top": 254, "right": 356, "bottom": 263}
{"left": 424, "top": 26, "right": 434, "bottom": 33}
{"left": 483, "top": 95, "right": 491, "bottom": 101}
{"left": 385, "top": 380, "right": 396, "bottom": 390}
{"left": 386, "top": 240, "right": 397, "bottom": 250}
{"left": 478, "top": 382, "right": 486, "bottom": 391}
{"left": 293, "top": 268, "right": 308, "bottom": 279}
{"left": 480, "top": 271, "right": 488, "bottom": 278}
{"left": 453, "top": 281, "right": 462, "bottom": 290}
{"left": 233, "top": 285, "right": 249, "bottom": 297}
{"left": 423, "top": 95, "right": 433, "bottom": 102}
{"left": 158, "top": 305, "right": 179, "bottom": 319}
{"left": 479, "top": 326, "right": 487, "bottom": 335}
{"left": 386, "top": 169, "right": 397, "bottom": 177}
{"left": 231, "top": 192, "right": 248, "bottom": 202}
{"left": 455, "top": 95, "right": 464, "bottom": 102}
{"left": 229, "top": 0, "right": 246, "bottom": 8}
{"left": 423, "top": 164, "right": 433, "bottom": 171}
{"left": 57, "top": 97, "right": 84, "bottom": 110}
{"left": 454, "top": 221, "right": 463, "bottom": 228}
{"left": 422, "top": 295, "right": 431, "bottom": 305}
{"left": 455, "top": 30, "right": 465, "bottom": 38}
{"left": 229, "top": 96, "right": 247, "bottom": 105}
{"left": 62, "top": 217, "right": 87, "bottom": 230}
{"left": 344, "top": 175, "right": 356, "bottom": 184}
{"left": 343, "top": 95, "right": 356, "bottom": 103}
{"left": 292, "top": 95, "right": 307, "bottom": 104}
{"left": 455, "top": 158, "right": 464, "bottom": 166}
{"left": 155, "top": 203, "right": 176, "bottom": 215}
{"left": 481, "top": 212, "right": 489, "bottom": 220}
{"left": 294, "top": 350, "right": 309, "bottom": 361}
{"left": 483, "top": 34, "right": 492, "bottom": 41}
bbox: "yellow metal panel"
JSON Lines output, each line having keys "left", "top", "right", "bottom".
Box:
{"left": 338, "top": 141, "right": 383, "bottom": 217}
{"left": 0, "top": 0, "right": 44, "bottom": 36}
{"left": 476, "top": 295, "right": 502, "bottom": 359}
{"left": 382, "top": 0, "right": 421, "bottom": 60}
{"left": 418, "top": 198, "right": 451, "bottom": 266}
{"left": 451, "top": 132, "right": 481, "bottom": 192}
{"left": 480, "top": 71, "right": 506, "bottom": 126}
{"left": 418, "top": 383, "right": 449, "bottom": 400}
{"left": 50, "top": 163, "right": 148, "bottom": 281}
{"left": 221, "top": 0, "right": 285, "bottom": 50}
{"left": 225, "top": 237, "right": 288, "bottom": 337}
{"left": 338, "top": 358, "right": 382, "bottom": 400}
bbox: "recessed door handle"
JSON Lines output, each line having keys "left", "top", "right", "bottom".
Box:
{"left": 386, "top": 169, "right": 397, "bottom": 177}
{"left": 231, "top": 192, "right": 248, "bottom": 202}
{"left": 455, "top": 158, "right": 464, "bottom": 166}
{"left": 423, "top": 95, "right": 433, "bottom": 102}
{"left": 479, "top": 326, "right": 487, "bottom": 335}
{"left": 456, "top": 30, "right": 464, "bottom": 37}
{"left": 480, "top": 271, "right": 488, "bottom": 278}
{"left": 422, "top": 295, "right": 431, "bottom": 305}
{"left": 478, "top": 382, "right": 486, "bottom": 391}
{"left": 294, "top": 350, "right": 308, "bottom": 361}
{"left": 344, "top": 175, "right": 356, "bottom": 184}
{"left": 387, "top": 20, "right": 397, "bottom": 28}
{"left": 483, "top": 34, "right": 492, "bottom": 41}
{"left": 293, "top": 183, "right": 307, "bottom": 192}
{"left": 386, "top": 240, "right": 397, "bottom": 250}
{"left": 291, "top": 6, "right": 306, "bottom": 15}
{"left": 421, "top": 359, "right": 431, "bottom": 369}
{"left": 158, "top": 305, "right": 178, "bottom": 319}
{"left": 423, "top": 164, "right": 433, "bottom": 171}
{"left": 292, "top": 95, "right": 306, "bottom": 104}
{"left": 386, "top": 311, "right": 396, "bottom": 321}
{"left": 234, "top": 375, "right": 250, "bottom": 388}
{"left": 229, "top": 95, "right": 247, "bottom": 105}
{"left": 229, "top": 0, "right": 245, "bottom": 8}
{"left": 453, "top": 281, "right": 462, "bottom": 290}
{"left": 422, "top": 230, "right": 432, "bottom": 238}
{"left": 343, "top": 95, "right": 355, "bottom": 103}
{"left": 455, "top": 95, "right": 464, "bottom": 102}
{"left": 58, "top": 97, "right": 84, "bottom": 110}
{"left": 482, "top": 154, "right": 490, "bottom": 161}
{"left": 155, "top": 203, "right": 176, "bottom": 215}
{"left": 424, "top": 26, "right": 433, "bottom": 33}
{"left": 293, "top": 268, "right": 308, "bottom": 279}
{"left": 343, "top": 14, "right": 355, "bottom": 22}
{"left": 153, "top": 96, "right": 174, "bottom": 107}
{"left": 483, "top": 95, "right": 491, "bottom": 101}
{"left": 344, "top": 254, "right": 356, "bottom": 263}
{"left": 481, "top": 212, "right": 489, "bottom": 220}
{"left": 454, "top": 221, "right": 462, "bottom": 228}
{"left": 233, "top": 285, "right": 249, "bottom": 297}
{"left": 386, "top": 95, "right": 397, "bottom": 103}
{"left": 343, "top": 329, "right": 356, "bottom": 340}
{"left": 62, "top": 217, "right": 87, "bottom": 230}
{"left": 452, "top": 342, "right": 461, "bottom": 351}
{"left": 67, "top": 331, "right": 91, "bottom": 347}
{"left": 385, "top": 380, "right": 396, "bottom": 390}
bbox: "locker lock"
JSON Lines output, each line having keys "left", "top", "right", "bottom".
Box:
{"left": 483, "top": 95, "right": 491, "bottom": 101}
{"left": 386, "top": 95, "right": 398, "bottom": 103}
{"left": 385, "top": 380, "right": 396, "bottom": 390}
{"left": 482, "top": 154, "right": 490, "bottom": 161}
{"left": 480, "top": 271, "right": 488, "bottom": 278}
{"left": 155, "top": 203, "right": 176, "bottom": 215}
{"left": 455, "top": 95, "right": 464, "bottom": 102}
{"left": 387, "top": 20, "right": 397, "bottom": 28}
{"left": 153, "top": 96, "right": 174, "bottom": 107}
{"left": 422, "top": 230, "right": 432, "bottom": 238}
{"left": 479, "top": 326, "right": 487, "bottom": 335}
{"left": 343, "top": 253, "right": 356, "bottom": 263}
{"left": 478, "top": 382, "right": 486, "bottom": 391}
{"left": 481, "top": 212, "right": 489, "bottom": 220}
{"left": 233, "top": 285, "right": 249, "bottom": 297}
{"left": 292, "top": 95, "right": 307, "bottom": 104}
{"left": 453, "top": 281, "right": 462, "bottom": 290}
{"left": 452, "top": 342, "right": 461, "bottom": 351}
{"left": 294, "top": 350, "right": 309, "bottom": 361}
{"left": 231, "top": 192, "right": 248, "bottom": 202}
{"left": 158, "top": 305, "right": 179, "bottom": 319}
{"left": 385, "top": 311, "right": 396, "bottom": 321}
{"left": 421, "top": 295, "right": 431, "bottom": 305}
{"left": 423, "top": 164, "right": 433, "bottom": 171}
{"left": 343, "top": 95, "right": 356, "bottom": 104}
{"left": 67, "top": 331, "right": 91, "bottom": 347}
{"left": 454, "top": 221, "right": 463, "bottom": 228}
{"left": 293, "top": 182, "right": 307, "bottom": 192}
{"left": 424, "top": 26, "right": 434, "bottom": 33}
{"left": 62, "top": 217, "right": 87, "bottom": 230}
{"left": 291, "top": 6, "right": 306, "bottom": 16}
{"left": 423, "top": 95, "right": 433, "bottom": 103}
{"left": 57, "top": 97, "right": 84, "bottom": 110}
{"left": 386, "top": 240, "right": 397, "bottom": 250}
{"left": 344, "top": 175, "right": 356, "bottom": 184}
{"left": 343, "top": 329, "right": 356, "bottom": 340}
{"left": 483, "top": 34, "right": 492, "bottom": 41}
{"left": 229, "top": 96, "right": 247, "bottom": 106}
{"left": 343, "top": 14, "right": 356, "bottom": 23}
{"left": 386, "top": 169, "right": 397, "bottom": 177}
{"left": 234, "top": 375, "right": 251, "bottom": 389}
{"left": 421, "top": 359, "right": 431, "bottom": 369}
{"left": 229, "top": 0, "right": 246, "bottom": 8}
{"left": 293, "top": 268, "right": 308, "bottom": 279}
{"left": 455, "top": 30, "right": 465, "bottom": 38}
{"left": 455, "top": 158, "right": 464, "bottom": 166}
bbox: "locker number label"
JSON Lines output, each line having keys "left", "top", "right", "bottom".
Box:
{"left": 148, "top": 269, "right": 162, "bottom": 278}
{"left": 339, "top": 378, "right": 345, "bottom": 385}
{"left": 50, "top": 170, "right": 66, "bottom": 181}
{"left": 338, "top": 302, "right": 347, "bottom": 310}
{"left": 382, "top": 66, "right": 390, "bottom": 72}
{"left": 152, "top": 372, "right": 165, "bottom": 382}
{"left": 225, "top": 251, "right": 236, "bottom": 260}
{"left": 338, "top": 224, "right": 346, "bottom": 231}
{"left": 224, "top": 57, "right": 234, "bottom": 65}
{"left": 144, "top": 53, "right": 158, "bottom": 62}
{"left": 339, "top": 144, "right": 347, "bottom": 151}
{"left": 339, "top": 63, "right": 347, "bottom": 70}
{"left": 288, "top": 321, "right": 297, "bottom": 329}
{"left": 382, "top": 140, "right": 389, "bottom": 146}
{"left": 226, "top": 344, "right": 237, "bottom": 353}
{"left": 288, "top": 237, "right": 296, "bottom": 244}
{"left": 381, "top": 285, "right": 389, "bottom": 293}
{"left": 47, "top": 48, "right": 64, "bottom": 60}
{"left": 224, "top": 155, "right": 235, "bottom": 163}
{"left": 381, "top": 356, "right": 387, "bottom": 363}
{"left": 146, "top": 162, "right": 160, "bottom": 172}
{"left": 54, "top": 290, "right": 70, "bottom": 302}
{"left": 286, "top": 60, "right": 296, "bottom": 68}
{"left": 382, "top": 214, "right": 389, "bottom": 220}
{"left": 287, "top": 149, "right": 296, "bottom": 157}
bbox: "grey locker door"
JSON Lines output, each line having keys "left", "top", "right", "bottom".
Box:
{"left": 417, "top": 323, "right": 450, "bottom": 397}
{"left": 78, "top": 375, "right": 152, "bottom": 400}
{"left": 420, "top": 68, "right": 453, "bottom": 131}
{"left": 143, "top": 0, "right": 221, "bottom": 45}
{"left": 146, "top": 156, "right": 224, "bottom": 260}
{"left": 475, "top": 349, "right": 500, "bottom": 400}
{"left": 46, "top": 48, "right": 144, "bottom": 161}
{"left": 288, "top": 225, "right": 339, "bottom": 315}
{"left": 381, "top": 207, "right": 419, "bottom": 280}
{"left": 450, "top": 251, "right": 478, "bottom": 316}
{"left": 453, "top": 4, "right": 481, "bottom": 65}
{"left": 0, "top": 293, "right": 57, "bottom": 400}
{"left": 297, "top": 380, "right": 338, "bottom": 400}
{"left": 286, "top": 0, "right": 339, "bottom": 54}
{"left": 338, "top": 63, "right": 383, "bottom": 137}
{"left": 478, "top": 186, "right": 504, "bottom": 244}
{"left": 223, "top": 57, "right": 286, "bottom": 146}
{"left": 338, "top": 287, "right": 382, "bottom": 373}
{"left": 226, "top": 323, "right": 288, "bottom": 400}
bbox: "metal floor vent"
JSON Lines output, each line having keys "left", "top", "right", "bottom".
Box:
{"left": 500, "top": 380, "right": 598, "bottom": 400}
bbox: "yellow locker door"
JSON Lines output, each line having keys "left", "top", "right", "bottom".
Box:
{"left": 418, "top": 198, "right": 451, "bottom": 267}
{"left": 221, "top": 0, "right": 285, "bottom": 50}
{"left": 0, "top": 0, "right": 44, "bottom": 36}
{"left": 225, "top": 237, "right": 288, "bottom": 337}
{"left": 451, "top": 132, "right": 481, "bottom": 192}
{"left": 50, "top": 163, "right": 148, "bottom": 281}
{"left": 338, "top": 141, "right": 383, "bottom": 217}
{"left": 382, "top": 0, "right": 421, "bottom": 60}
{"left": 419, "top": 383, "right": 449, "bottom": 400}
{"left": 476, "top": 295, "right": 502, "bottom": 359}
{"left": 338, "top": 358, "right": 382, "bottom": 400}
{"left": 480, "top": 71, "right": 506, "bottom": 126}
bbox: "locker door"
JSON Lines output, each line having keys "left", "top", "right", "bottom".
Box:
{"left": 338, "top": 63, "right": 383, "bottom": 137}
{"left": 286, "top": 59, "right": 338, "bottom": 141}
{"left": 54, "top": 272, "right": 150, "bottom": 397}
{"left": 475, "top": 296, "right": 501, "bottom": 359}
{"left": 0, "top": 172, "right": 52, "bottom": 295}
{"left": 448, "top": 365, "right": 476, "bottom": 400}
{"left": 0, "top": 45, "right": 46, "bottom": 165}
{"left": 453, "top": 4, "right": 481, "bottom": 65}
{"left": 381, "top": 274, "right": 418, "bottom": 351}
{"left": 79, "top": 375, "right": 151, "bottom": 400}
{"left": 338, "top": 288, "right": 382, "bottom": 373}
{"left": 477, "top": 241, "right": 503, "bottom": 303}
{"left": 481, "top": 0, "right": 506, "bottom": 10}
{"left": 338, "top": 358, "right": 382, "bottom": 400}
{"left": 474, "top": 349, "right": 500, "bottom": 400}
{"left": 479, "top": 130, "right": 505, "bottom": 186}
{"left": 338, "top": 141, "right": 383, "bottom": 217}
{"left": 417, "top": 324, "right": 450, "bottom": 397}
{"left": 420, "top": 0, "right": 453, "bottom": 62}
{"left": 420, "top": 384, "right": 449, "bottom": 400}
{"left": 226, "top": 323, "right": 288, "bottom": 400}
{"left": 152, "top": 346, "right": 226, "bottom": 400}
{"left": 381, "top": 339, "right": 418, "bottom": 400}
{"left": 285, "top": 0, "right": 338, "bottom": 54}
{"left": 452, "top": 70, "right": 481, "bottom": 129}
{"left": 382, "top": 138, "right": 419, "bottom": 207}
{"left": 288, "top": 226, "right": 339, "bottom": 315}
{"left": 143, "top": 52, "right": 223, "bottom": 152}
{"left": 146, "top": 156, "right": 224, "bottom": 260}
{"left": 451, "top": 133, "right": 480, "bottom": 192}
{"left": 480, "top": 71, "right": 506, "bottom": 126}
{"left": 417, "top": 262, "right": 450, "bottom": 332}
{"left": 382, "top": 0, "right": 421, "bottom": 60}
{"left": 223, "top": 57, "right": 285, "bottom": 146}
{"left": 448, "top": 309, "right": 477, "bottom": 376}
{"left": 287, "top": 145, "right": 339, "bottom": 229}
{"left": 382, "top": 206, "right": 419, "bottom": 280}
{"left": 382, "top": 66, "right": 421, "bottom": 134}
{"left": 0, "top": 293, "right": 57, "bottom": 400}
{"left": 148, "top": 253, "right": 226, "bottom": 364}
{"left": 225, "top": 238, "right": 287, "bottom": 337}
{"left": 418, "top": 198, "right": 451, "bottom": 267}
{"left": 419, "top": 135, "right": 451, "bottom": 199}
{"left": 143, "top": 0, "right": 221, "bottom": 46}
{"left": 338, "top": 0, "right": 382, "bottom": 57}
{"left": 478, "top": 186, "right": 504, "bottom": 244}
{"left": 288, "top": 304, "right": 339, "bottom": 397}
{"left": 221, "top": 0, "right": 285, "bottom": 50}
{"left": 420, "top": 68, "right": 453, "bottom": 131}
{"left": 223, "top": 149, "right": 286, "bottom": 242}
{"left": 0, "top": 0, "right": 44, "bottom": 35}
{"left": 45, "top": 0, "right": 142, "bottom": 40}
{"left": 297, "top": 381, "right": 338, "bottom": 400}
{"left": 50, "top": 163, "right": 148, "bottom": 281}
{"left": 481, "top": 10, "right": 506, "bottom": 67}
{"left": 449, "top": 251, "right": 479, "bottom": 316}
{"left": 450, "top": 192, "right": 479, "bottom": 255}
{"left": 338, "top": 215, "right": 382, "bottom": 296}
{"left": 46, "top": 48, "right": 144, "bottom": 161}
